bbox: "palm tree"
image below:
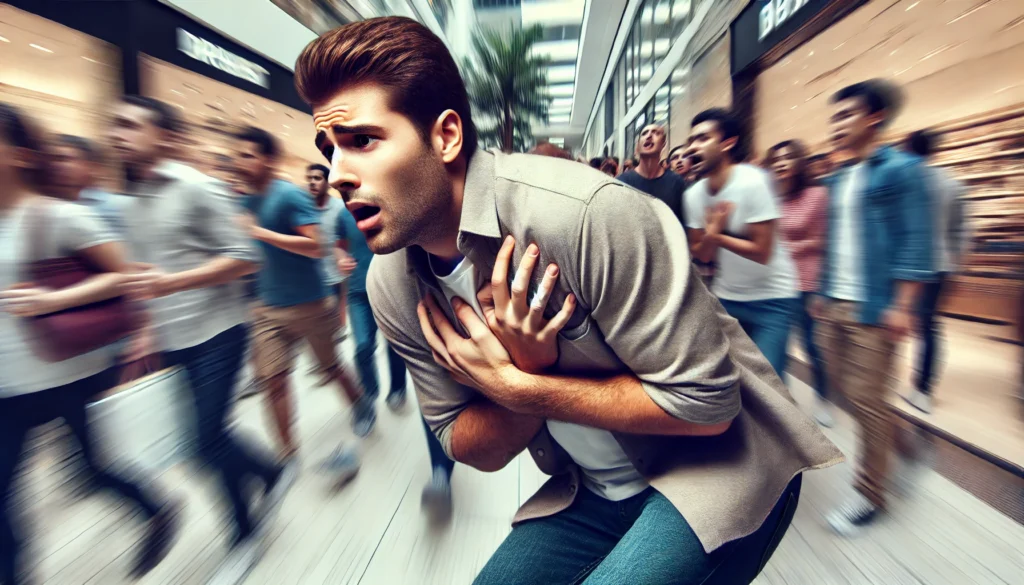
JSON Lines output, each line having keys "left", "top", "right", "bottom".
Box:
{"left": 464, "top": 24, "right": 552, "bottom": 153}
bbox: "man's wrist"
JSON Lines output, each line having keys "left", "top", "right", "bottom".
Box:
{"left": 496, "top": 366, "right": 540, "bottom": 414}
{"left": 158, "top": 272, "right": 185, "bottom": 297}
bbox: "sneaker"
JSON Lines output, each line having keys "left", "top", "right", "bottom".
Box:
{"left": 319, "top": 445, "right": 361, "bottom": 485}
{"left": 385, "top": 389, "right": 407, "bottom": 412}
{"left": 902, "top": 388, "right": 933, "bottom": 414}
{"left": 826, "top": 492, "right": 879, "bottom": 537}
{"left": 421, "top": 466, "right": 452, "bottom": 522}
{"left": 257, "top": 459, "right": 299, "bottom": 531}
{"left": 206, "top": 536, "right": 262, "bottom": 585}
{"left": 351, "top": 396, "right": 377, "bottom": 438}
{"left": 814, "top": 400, "right": 835, "bottom": 428}
{"left": 129, "top": 500, "right": 181, "bottom": 579}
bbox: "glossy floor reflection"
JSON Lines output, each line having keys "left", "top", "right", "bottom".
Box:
{"left": 12, "top": 338, "right": 1024, "bottom": 585}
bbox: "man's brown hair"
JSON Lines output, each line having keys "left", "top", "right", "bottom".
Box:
{"left": 295, "top": 16, "right": 477, "bottom": 155}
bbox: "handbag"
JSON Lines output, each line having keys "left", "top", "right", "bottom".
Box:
{"left": 22, "top": 198, "right": 140, "bottom": 362}
{"left": 88, "top": 365, "right": 197, "bottom": 472}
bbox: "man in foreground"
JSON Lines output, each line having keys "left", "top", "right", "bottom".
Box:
{"left": 296, "top": 16, "right": 842, "bottom": 584}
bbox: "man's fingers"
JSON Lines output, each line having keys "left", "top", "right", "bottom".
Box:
{"left": 511, "top": 243, "right": 538, "bottom": 317}
{"left": 417, "top": 301, "right": 457, "bottom": 369}
{"left": 491, "top": 235, "right": 514, "bottom": 312}
{"left": 526, "top": 263, "right": 558, "bottom": 330}
{"left": 543, "top": 294, "right": 576, "bottom": 335}
{"left": 422, "top": 294, "right": 461, "bottom": 345}
{"left": 452, "top": 297, "right": 490, "bottom": 340}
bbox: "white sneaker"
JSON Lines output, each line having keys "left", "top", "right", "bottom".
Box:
{"left": 814, "top": 400, "right": 835, "bottom": 428}
{"left": 826, "top": 492, "right": 879, "bottom": 537}
{"left": 902, "top": 389, "right": 933, "bottom": 414}
{"left": 206, "top": 537, "right": 262, "bottom": 585}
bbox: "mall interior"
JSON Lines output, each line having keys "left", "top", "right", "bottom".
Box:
{"left": 1, "top": 0, "right": 1022, "bottom": 584}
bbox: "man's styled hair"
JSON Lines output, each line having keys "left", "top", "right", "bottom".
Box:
{"left": 692, "top": 107, "right": 746, "bottom": 162}
{"left": 529, "top": 142, "right": 573, "bottom": 160}
{"left": 56, "top": 134, "right": 101, "bottom": 162}
{"left": 237, "top": 126, "right": 280, "bottom": 158}
{"left": 307, "top": 163, "right": 330, "bottom": 177}
{"left": 295, "top": 16, "right": 477, "bottom": 155}
{"left": 121, "top": 95, "right": 182, "bottom": 133}
{"left": 905, "top": 129, "right": 935, "bottom": 158}
{"left": 589, "top": 157, "right": 602, "bottom": 169}
{"left": 667, "top": 144, "right": 687, "bottom": 160}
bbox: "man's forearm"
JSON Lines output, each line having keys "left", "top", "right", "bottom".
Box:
{"left": 167, "top": 257, "right": 257, "bottom": 294}
{"left": 502, "top": 370, "right": 733, "bottom": 436}
{"left": 715, "top": 233, "right": 771, "bottom": 264}
{"left": 253, "top": 227, "right": 321, "bottom": 258}
{"left": 691, "top": 234, "right": 719, "bottom": 264}
{"left": 450, "top": 399, "right": 544, "bottom": 472}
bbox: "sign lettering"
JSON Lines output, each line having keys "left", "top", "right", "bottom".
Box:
{"left": 177, "top": 29, "right": 270, "bottom": 89}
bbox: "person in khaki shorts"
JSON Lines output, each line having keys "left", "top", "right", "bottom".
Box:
{"left": 295, "top": 17, "right": 842, "bottom": 585}
{"left": 235, "top": 126, "right": 376, "bottom": 465}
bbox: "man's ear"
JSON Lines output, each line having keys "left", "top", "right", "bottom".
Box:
{"left": 721, "top": 135, "right": 738, "bottom": 156}
{"left": 432, "top": 109, "right": 464, "bottom": 164}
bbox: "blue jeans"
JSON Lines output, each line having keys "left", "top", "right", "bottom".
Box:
{"left": 915, "top": 273, "right": 947, "bottom": 395}
{"left": 349, "top": 290, "right": 407, "bottom": 400}
{"left": 796, "top": 292, "right": 828, "bottom": 398}
{"left": 165, "top": 325, "right": 279, "bottom": 542}
{"left": 475, "top": 476, "right": 801, "bottom": 585}
{"left": 718, "top": 298, "right": 797, "bottom": 377}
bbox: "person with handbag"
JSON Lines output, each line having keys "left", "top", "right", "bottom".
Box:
{"left": 0, "top": 103, "right": 178, "bottom": 585}
{"left": 107, "top": 96, "right": 297, "bottom": 583}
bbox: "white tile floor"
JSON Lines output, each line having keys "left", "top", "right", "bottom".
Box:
{"left": 12, "top": 341, "right": 1024, "bottom": 585}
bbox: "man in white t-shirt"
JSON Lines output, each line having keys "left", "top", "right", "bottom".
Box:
{"left": 683, "top": 108, "right": 799, "bottom": 377}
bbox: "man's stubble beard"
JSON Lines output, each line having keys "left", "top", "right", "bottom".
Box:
{"left": 368, "top": 147, "right": 457, "bottom": 256}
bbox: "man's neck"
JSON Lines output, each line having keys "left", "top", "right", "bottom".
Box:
{"left": 420, "top": 157, "right": 467, "bottom": 263}
{"left": 706, "top": 160, "right": 735, "bottom": 195}
{"left": 315, "top": 192, "right": 329, "bottom": 208}
{"left": 252, "top": 173, "right": 273, "bottom": 195}
{"left": 635, "top": 156, "right": 665, "bottom": 180}
{"left": 0, "top": 182, "right": 28, "bottom": 212}
{"left": 848, "top": 134, "right": 879, "bottom": 163}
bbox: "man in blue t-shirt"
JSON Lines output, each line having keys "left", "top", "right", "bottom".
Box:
{"left": 336, "top": 206, "right": 455, "bottom": 519}
{"left": 235, "top": 127, "right": 375, "bottom": 466}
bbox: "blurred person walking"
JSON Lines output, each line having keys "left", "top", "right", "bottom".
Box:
{"left": 684, "top": 109, "right": 799, "bottom": 377}
{"left": 902, "top": 129, "right": 969, "bottom": 414}
{"left": 305, "top": 163, "right": 349, "bottom": 385}
{"left": 334, "top": 203, "right": 456, "bottom": 519}
{"left": 815, "top": 81, "right": 934, "bottom": 535}
{"left": 295, "top": 17, "right": 841, "bottom": 584}
{"left": 233, "top": 127, "right": 375, "bottom": 461}
{"left": 51, "top": 135, "right": 127, "bottom": 233}
{"left": 0, "top": 103, "right": 177, "bottom": 585}
{"left": 766, "top": 140, "right": 832, "bottom": 426}
{"left": 107, "top": 97, "right": 296, "bottom": 582}
{"left": 617, "top": 124, "right": 686, "bottom": 225}
{"left": 667, "top": 144, "right": 693, "bottom": 187}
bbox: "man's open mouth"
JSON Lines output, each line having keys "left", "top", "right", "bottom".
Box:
{"left": 348, "top": 202, "right": 381, "bottom": 222}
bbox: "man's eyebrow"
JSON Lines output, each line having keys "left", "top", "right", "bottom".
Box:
{"left": 329, "top": 123, "right": 385, "bottom": 135}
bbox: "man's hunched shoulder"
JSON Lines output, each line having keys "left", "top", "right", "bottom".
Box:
{"left": 493, "top": 151, "right": 620, "bottom": 205}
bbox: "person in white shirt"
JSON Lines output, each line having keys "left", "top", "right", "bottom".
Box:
{"left": 683, "top": 108, "right": 799, "bottom": 377}
{"left": 902, "top": 129, "right": 969, "bottom": 414}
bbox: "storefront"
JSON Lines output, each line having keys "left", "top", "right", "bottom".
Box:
{"left": 2, "top": 0, "right": 320, "bottom": 183}
{"left": 730, "top": 0, "right": 1024, "bottom": 335}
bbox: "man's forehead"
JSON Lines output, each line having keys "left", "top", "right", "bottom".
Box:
{"left": 313, "top": 102, "right": 355, "bottom": 131}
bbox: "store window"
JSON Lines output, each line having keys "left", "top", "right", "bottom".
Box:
{"left": 673, "top": 0, "right": 692, "bottom": 39}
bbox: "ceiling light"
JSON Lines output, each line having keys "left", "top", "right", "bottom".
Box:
{"left": 808, "top": 51, "right": 814, "bottom": 57}
{"left": 29, "top": 43, "right": 53, "bottom": 53}
{"left": 906, "top": 1, "right": 919, "bottom": 11}
{"left": 0, "top": 36, "right": 9, "bottom": 43}
{"left": 82, "top": 56, "right": 100, "bottom": 64}
{"left": 833, "top": 42, "right": 846, "bottom": 51}
{"left": 171, "top": 89, "right": 185, "bottom": 97}
{"left": 283, "top": 124, "right": 291, "bottom": 129}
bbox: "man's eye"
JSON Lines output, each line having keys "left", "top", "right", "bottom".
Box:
{"left": 354, "top": 135, "right": 377, "bottom": 148}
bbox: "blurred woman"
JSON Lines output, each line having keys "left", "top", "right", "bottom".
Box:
{"left": 0, "top": 104, "right": 176, "bottom": 585}
{"left": 766, "top": 139, "right": 833, "bottom": 426}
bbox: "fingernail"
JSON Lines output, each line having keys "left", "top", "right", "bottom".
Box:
{"left": 547, "top": 265, "right": 558, "bottom": 276}
{"left": 568, "top": 294, "right": 576, "bottom": 304}
{"left": 528, "top": 244, "right": 539, "bottom": 257}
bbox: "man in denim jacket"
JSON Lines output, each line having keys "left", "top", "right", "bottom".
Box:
{"left": 814, "top": 80, "right": 935, "bottom": 536}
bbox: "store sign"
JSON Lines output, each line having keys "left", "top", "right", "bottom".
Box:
{"left": 759, "top": 0, "right": 814, "bottom": 41}
{"left": 177, "top": 29, "right": 270, "bottom": 89}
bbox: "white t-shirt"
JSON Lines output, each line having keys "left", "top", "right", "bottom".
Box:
{"left": 0, "top": 199, "right": 118, "bottom": 398}
{"left": 431, "top": 257, "right": 648, "bottom": 501}
{"left": 685, "top": 164, "right": 798, "bottom": 302}
{"left": 318, "top": 196, "right": 346, "bottom": 286}
{"left": 828, "top": 163, "right": 867, "bottom": 302}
